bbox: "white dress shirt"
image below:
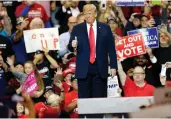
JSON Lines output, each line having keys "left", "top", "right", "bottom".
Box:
{"left": 86, "top": 20, "right": 97, "bottom": 57}
{"left": 59, "top": 31, "right": 70, "bottom": 56}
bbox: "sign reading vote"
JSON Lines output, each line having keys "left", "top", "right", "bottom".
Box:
{"left": 116, "top": 0, "right": 145, "bottom": 6}
{"left": 127, "top": 27, "right": 159, "bottom": 48}
{"left": 24, "top": 28, "right": 60, "bottom": 53}
{"left": 115, "top": 33, "right": 146, "bottom": 60}
{"left": 21, "top": 71, "right": 38, "bottom": 94}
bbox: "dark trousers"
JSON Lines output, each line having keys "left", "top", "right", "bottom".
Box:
{"left": 78, "top": 61, "right": 107, "bottom": 118}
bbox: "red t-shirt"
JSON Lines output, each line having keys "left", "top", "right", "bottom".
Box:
{"left": 64, "top": 91, "right": 78, "bottom": 118}
{"left": 15, "top": 2, "right": 49, "bottom": 24}
{"left": 34, "top": 102, "right": 61, "bottom": 118}
{"left": 123, "top": 77, "right": 155, "bottom": 97}
{"left": 18, "top": 114, "right": 29, "bottom": 118}
{"left": 62, "top": 82, "right": 71, "bottom": 93}
{"left": 114, "top": 28, "right": 123, "bottom": 36}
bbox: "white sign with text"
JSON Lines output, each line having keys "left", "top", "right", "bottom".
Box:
{"left": 24, "top": 28, "right": 60, "bottom": 53}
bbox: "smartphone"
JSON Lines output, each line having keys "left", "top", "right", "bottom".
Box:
{"left": 161, "top": 64, "right": 166, "bottom": 77}
{"left": 101, "top": 0, "right": 106, "bottom": 9}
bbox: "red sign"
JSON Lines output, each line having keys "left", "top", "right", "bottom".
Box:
{"left": 115, "top": 33, "right": 146, "bottom": 60}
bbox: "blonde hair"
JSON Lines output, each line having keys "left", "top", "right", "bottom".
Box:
{"left": 47, "top": 94, "right": 60, "bottom": 107}
{"left": 29, "top": 18, "right": 44, "bottom": 29}
{"left": 24, "top": 61, "right": 44, "bottom": 92}
{"left": 83, "top": 4, "right": 97, "bottom": 13}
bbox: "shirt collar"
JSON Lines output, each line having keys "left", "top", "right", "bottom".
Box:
{"left": 86, "top": 19, "right": 97, "bottom": 27}
{"left": 136, "top": 81, "right": 147, "bottom": 89}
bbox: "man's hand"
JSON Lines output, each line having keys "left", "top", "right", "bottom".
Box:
{"left": 110, "top": 69, "right": 116, "bottom": 77}
{"left": 160, "top": 74, "right": 166, "bottom": 85}
{"left": 165, "top": 62, "right": 171, "bottom": 68}
{"left": 129, "top": 13, "right": 138, "bottom": 22}
{"left": 147, "top": 17, "right": 155, "bottom": 27}
{"left": 159, "top": 24, "right": 168, "bottom": 33}
{"left": 55, "top": 67, "right": 63, "bottom": 75}
{"left": 146, "top": 47, "right": 154, "bottom": 58}
{"left": 20, "top": 20, "right": 29, "bottom": 30}
{"left": 6, "top": 57, "right": 14, "bottom": 66}
{"left": 72, "top": 36, "right": 78, "bottom": 48}
{"left": 42, "top": 48, "right": 49, "bottom": 56}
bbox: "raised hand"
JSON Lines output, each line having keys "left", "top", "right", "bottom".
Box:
{"left": 72, "top": 36, "right": 78, "bottom": 48}
{"left": 42, "top": 48, "right": 49, "bottom": 56}
{"left": 6, "top": 57, "right": 14, "bottom": 66}
{"left": 55, "top": 67, "right": 63, "bottom": 76}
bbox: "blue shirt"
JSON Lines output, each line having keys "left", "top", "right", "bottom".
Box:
{"left": 11, "top": 32, "right": 28, "bottom": 64}
{"left": 0, "top": 29, "right": 10, "bottom": 39}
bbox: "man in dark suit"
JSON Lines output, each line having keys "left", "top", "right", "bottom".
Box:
{"left": 68, "top": 4, "right": 117, "bottom": 99}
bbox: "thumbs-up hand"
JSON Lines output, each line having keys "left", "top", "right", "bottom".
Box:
{"left": 72, "top": 36, "right": 78, "bottom": 49}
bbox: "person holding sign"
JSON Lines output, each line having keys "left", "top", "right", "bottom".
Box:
{"left": 117, "top": 61, "right": 155, "bottom": 97}
{"left": 7, "top": 58, "right": 44, "bottom": 102}
{"left": 68, "top": 4, "right": 117, "bottom": 100}
{"left": 33, "top": 48, "right": 59, "bottom": 87}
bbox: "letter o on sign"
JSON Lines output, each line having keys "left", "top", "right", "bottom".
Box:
{"left": 128, "top": 37, "right": 133, "bottom": 42}
{"left": 125, "top": 49, "right": 131, "bottom": 56}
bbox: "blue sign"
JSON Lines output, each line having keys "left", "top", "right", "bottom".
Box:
{"left": 127, "top": 27, "right": 159, "bottom": 48}
{"left": 116, "top": 0, "right": 145, "bottom": 6}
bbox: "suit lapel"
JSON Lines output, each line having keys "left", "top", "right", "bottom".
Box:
{"left": 96, "top": 22, "right": 101, "bottom": 49}
{"left": 83, "top": 21, "right": 89, "bottom": 46}
{"left": 82, "top": 21, "right": 101, "bottom": 49}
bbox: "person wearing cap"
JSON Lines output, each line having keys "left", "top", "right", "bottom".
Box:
{"left": 61, "top": 68, "right": 75, "bottom": 93}
{"left": 15, "top": 1, "right": 51, "bottom": 28}
{"left": 33, "top": 48, "right": 59, "bottom": 87}
{"left": 14, "top": 62, "right": 24, "bottom": 73}
{"left": 124, "top": 13, "right": 142, "bottom": 36}
{"left": 11, "top": 17, "right": 29, "bottom": 64}
{"left": 64, "top": 75, "right": 78, "bottom": 118}
{"left": 34, "top": 79, "right": 64, "bottom": 118}
{"left": 34, "top": 91, "right": 61, "bottom": 118}
{"left": 107, "top": 18, "right": 123, "bottom": 37}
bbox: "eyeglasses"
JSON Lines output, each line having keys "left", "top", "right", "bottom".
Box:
{"left": 133, "top": 72, "right": 145, "bottom": 75}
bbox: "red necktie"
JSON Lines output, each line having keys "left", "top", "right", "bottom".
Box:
{"left": 89, "top": 24, "right": 95, "bottom": 63}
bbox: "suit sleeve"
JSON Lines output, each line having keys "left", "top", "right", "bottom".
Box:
{"left": 107, "top": 25, "right": 118, "bottom": 70}
{"left": 68, "top": 26, "right": 77, "bottom": 52}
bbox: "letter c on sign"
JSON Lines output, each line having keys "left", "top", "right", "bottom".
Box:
{"left": 32, "top": 34, "right": 36, "bottom": 39}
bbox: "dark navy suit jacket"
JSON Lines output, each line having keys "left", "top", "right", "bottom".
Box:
{"left": 68, "top": 21, "right": 117, "bottom": 79}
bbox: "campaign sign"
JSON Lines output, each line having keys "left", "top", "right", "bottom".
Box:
{"left": 115, "top": 33, "right": 146, "bottom": 60}
{"left": 127, "top": 27, "right": 159, "bottom": 48}
{"left": 24, "top": 28, "right": 60, "bottom": 53}
{"left": 107, "top": 76, "right": 120, "bottom": 97}
{"left": 21, "top": 71, "right": 38, "bottom": 94}
{"left": 116, "top": 0, "right": 145, "bottom": 6}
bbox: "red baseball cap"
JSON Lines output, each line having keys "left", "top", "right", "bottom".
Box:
{"left": 62, "top": 68, "right": 75, "bottom": 77}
